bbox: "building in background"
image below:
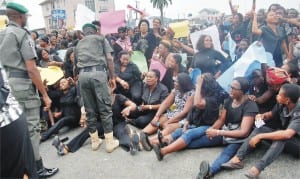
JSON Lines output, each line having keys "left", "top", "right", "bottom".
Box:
{"left": 0, "top": 0, "right": 8, "bottom": 30}
{"left": 39, "top": 0, "right": 115, "bottom": 32}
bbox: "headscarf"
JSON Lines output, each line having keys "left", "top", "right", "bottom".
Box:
{"left": 266, "top": 67, "right": 289, "bottom": 85}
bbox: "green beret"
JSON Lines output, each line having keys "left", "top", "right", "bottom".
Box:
{"left": 82, "top": 23, "right": 97, "bottom": 31}
{"left": 6, "top": 2, "right": 29, "bottom": 14}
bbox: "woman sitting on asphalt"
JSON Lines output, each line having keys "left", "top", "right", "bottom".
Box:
{"left": 149, "top": 73, "right": 220, "bottom": 155}
{"left": 52, "top": 93, "right": 139, "bottom": 156}
{"left": 139, "top": 73, "right": 195, "bottom": 151}
{"left": 193, "top": 77, "right": 259, "bottom": 179}
{"left": 222, "top": 83, "right": 300, "bottom": 179}
{"left": 40, "top": 78, "right": 81, "bottom": 142}
{"left": 128, "top": 69, "right": 169, "bottom": 129}
{"left": 114, "top": 50, "right": 144, "bottom": 104}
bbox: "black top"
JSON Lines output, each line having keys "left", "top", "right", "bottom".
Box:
{"left": 161, "top": 68, "right": 174, "bottom": 92}
{"left": 249, "top": 83, "right": 277, "bottom": 113}
{"left": 271, "top": 103, "right": 300, "bottom": 137}
{"left": 132, "top": 32, "right": 157, "bottom": 60}
{"left": 114, "top": 62, "right": 141, "bottom": 85}
{"left": 260, "top": 25, "right": 285, "bottom": 67}
{"left": 63, "top": 60, "right": 74, "bottom": 78}
{"left": 191, "top": 48, "right": 227, "bottom": 75}
{"left": 141, "top": 83, "right": 169, "bottom": 105}
{"left": 230, "top": 22, "right": 248, "bottom": 43}
{"left": 187, "top": 96, "right": 219, "bottom": 126}
{"left": 224, "top": 98, "right": 258, "bottom": 125}
{"left": 60, "top": 86, "right": 81, "bottom": 120}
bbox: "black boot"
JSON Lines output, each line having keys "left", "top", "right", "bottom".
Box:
{"left": 36, "top": 158, "right": 59, "bottom": 178}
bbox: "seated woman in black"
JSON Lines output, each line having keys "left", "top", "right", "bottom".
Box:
{"left": 41, "top": 78, "right": 81, "bottom": 141}
{"left": 114, "top": 51, "right": 143, "bottom": 104}
{"left": 129, "top": 69, "right": 169, "bottom": 129}
{"left": 190, "top": 35, "right": 228, "bottom": 79}
{"left": 222, "top": 84, "right": 300, "bottom": 178}
{"left": 148, "top": 73, "right": 219, "bottom": 153}
{"left": 194, "top": 77, "right": 258, "bottom": 178}
{"left": 51, "top": 93, "right": 137, "bottom": 155}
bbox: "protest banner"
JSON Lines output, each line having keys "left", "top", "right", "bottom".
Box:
{"left": 38, "top": 66, "right": 64, "bottom": 86}
{"left": 99, "top": 10, "right": 126, "bottom": 35}
{"left": 217, "top": 41, "right": 275, "bottom": 93}
{"left": 74, "top": 4, "right": 95, "bottom": 30}
{"left": 130, "top": 51, "right": 148, "bottom": 74}
{"left": 169, "top": 21, "right": 189, "bottom": 38}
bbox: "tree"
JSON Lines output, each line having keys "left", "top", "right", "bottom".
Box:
{"left": 150, "top": 0, "right": 172, "bottom": 26}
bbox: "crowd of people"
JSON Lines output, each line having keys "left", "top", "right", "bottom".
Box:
{"left": 1, "top": 1, "right": 300, "bottom": 179}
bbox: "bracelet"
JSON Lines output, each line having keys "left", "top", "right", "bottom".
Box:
{"left": 149, "top": 105, "right": 152, "bottom": 110}
{"left": 217, "top": 130, "right": 220, "bottom": 136}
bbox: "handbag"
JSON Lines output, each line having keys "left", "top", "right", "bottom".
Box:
{"left": 222, "top": 123, "right": 246, "bottom": 144}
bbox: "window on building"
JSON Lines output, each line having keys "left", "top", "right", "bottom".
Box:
{"left": 99, "top": 5, "right": 108, "bottom": 13}
{"left": 85, "top": 0, "right": 95, "bottom": 12}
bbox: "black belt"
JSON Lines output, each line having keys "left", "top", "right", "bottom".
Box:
{"left": 8, "top": 71, "right": 30, "bottom": 79}
{"left": 80, "top": 65, "right": 106, "bottom": 73}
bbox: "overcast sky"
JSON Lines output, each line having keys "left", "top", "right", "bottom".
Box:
{"left": 9, "top": 0, "right": 300, "bottom": 30}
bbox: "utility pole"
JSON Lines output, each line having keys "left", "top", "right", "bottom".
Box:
{"left": 135, "top": 0, "right": 139, "bottom": 20}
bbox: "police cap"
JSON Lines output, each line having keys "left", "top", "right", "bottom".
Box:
{"left": 82, "top": 23, "right": 97, "bottom": 31}
{"left": 6, "top": 2, "right": 29, "bottom": 14}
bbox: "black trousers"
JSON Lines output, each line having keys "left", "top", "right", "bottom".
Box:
{"left": 67, "top": 121, "right": 131, "bottom": 152}
{"left": 129, "top": 110, "right": 157, "bottom": 129}
{"left": 42, "top": 116, "right": 79, "bottom": 140}
{"left": 0, "top": 114, "right": 37, "bottom": 178}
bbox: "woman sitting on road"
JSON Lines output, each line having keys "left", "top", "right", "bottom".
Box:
{"left": 139, "top": 73, "right": 195, "bottom": 151}
{"left": 40, "top": 78, "right": 81, "bottom": 142}
{"left": 128, "top": 69, "right": 169, "bottom": 129}
{"left": 52, "top": 93, "right": 139, "bottom": 155}
{"left": 114, "top": 50, "right": 144, "bottom": 104}
{"left": 193, "top": 77, "right": 259, "bottom": 179}
{"left": 222, "top": 83, "right": 300, "bottom": 179}
{"left": 149, "top": 73, "right": 220, "bottom": 154}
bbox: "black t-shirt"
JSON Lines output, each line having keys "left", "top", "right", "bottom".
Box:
{"left": 114, "top": 62, "right": 141, "bottom": 85}
{"left": 249, "top": 84, "right": 277, "bottom": 113}
{"left": 60, "top": 86, "right": 81, "bottom": 119}
{"left": 188, "top": 96, "right": 219, "bottom": 126}
{"left": 260, "top": 25, "right": 285, "bottom": 67}
{"left": 224, "top": 98, "right": 258, "bottom": 125}
{"left": 271, "top": 103, "right": 300, "bottom": 138}
{"left": 191, "top": 49, "right": 227, "bottom": 75}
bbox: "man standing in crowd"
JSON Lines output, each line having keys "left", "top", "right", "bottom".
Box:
{"left": 0, "top": 2, "right": 59, "bottom": 178}
{"left": 75, "top": 23, "right": 119, "bottom": 153}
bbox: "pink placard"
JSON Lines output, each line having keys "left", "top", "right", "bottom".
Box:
{"left": 99, "top": 10, "right": 126, "bottom": 35}
{"left": 149, "top": 59, "right": 167, "bottom": 81}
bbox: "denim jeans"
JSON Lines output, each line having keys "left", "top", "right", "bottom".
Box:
{"left": 171, "top": 125, "right": 210, "bottom": 145}
{"left": 210, "top": 143, "right": 241, "bottom": 174}
{"left": 236, "top": 126, "right": 293, "bottom": 172}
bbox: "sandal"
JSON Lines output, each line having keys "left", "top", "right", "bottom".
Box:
{"left": 130, "top": 131, "right": 140, "bottom": 156}
{"left": 140, "top": 132, "right": 152, "bottom": 151}
{"left": 153, "top": 144, "right": 163, "bottom": 161}
{"left": 157, "top": 130, "right": 168, "bottom": 148}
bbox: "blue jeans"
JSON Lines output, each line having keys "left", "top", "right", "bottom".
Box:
{"left": 171, "top": 125, "right": 210, "bottom": 144}
{"left": 210, "top": 143, "right": 241, "bottom": 174}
